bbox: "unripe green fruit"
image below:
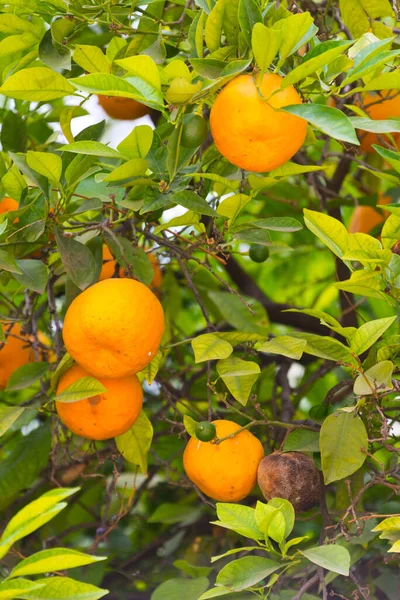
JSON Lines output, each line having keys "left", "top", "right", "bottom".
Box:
{"left": 195, "top": 421, "right": 216, "bottom": 442}
{"left": 249, "top": 244, "right": 270, "bottom": 263}
{"left": 181, "top": 114, "right": 208, "bottom": 148}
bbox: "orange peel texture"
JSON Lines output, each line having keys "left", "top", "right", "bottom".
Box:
{"left": 56, "top": 364, "right": 143, "bottom": 440}
{"left": 63, "top": 279, "right": 164, "bottom": 379}
{"left": 210, "top": 73, "right": 307, "bottom": 173}
{"left": 183, "top": 420, "right": 264, "bottom": 502}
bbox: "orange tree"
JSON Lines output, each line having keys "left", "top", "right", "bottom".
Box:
{"left": 0, "top": 0, "right": 399, "bottom": 599}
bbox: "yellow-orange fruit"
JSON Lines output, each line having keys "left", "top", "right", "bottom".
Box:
{"left": 98, "top": 95, "right": 151, "bottom": 120}
{"left": 210, "top": 73, "right": 307, "bottom": 173}
{"left": 183, "top": 420, "right": 264, "bottom": 502}
{"left": 0, "top": 323, "right": 31, "bottom": 389}
{"left": 63, "top": 278, "right": 165, "bottom": 379}
{"left": 359, "top": 91, "right": 400, "bottom": 152}
{"left": 99, "top": 246, "right": 162, "bottom": 289}
{"left": 349, "top": 193, "right": 391, "bottom": 234}
{"left": 257, "top": 451, "right": 320, "bottom": 512}
{"left": 0, "top": 197, "right": 18, "bottom": 214}
{"left": 56, "top": 364, "right": 143, "bottom": 440}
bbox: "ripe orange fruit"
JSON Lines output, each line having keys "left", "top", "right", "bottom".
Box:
{"left": 99, "top": 245, "right": 162, "bottom": 289}
{"left": 349, "top": 193, "right": 391, "bottom": 234}
{"left": 98, "top": 95, "right": 151, "bottom": 120}
{"left": 0, "top": 323, "right": 32, "bottom": 389}
{"left": 210, "top": 73, "right": 307, "bottom": 173}
{"left": 56, "top": 364, "right": 143, "bottom": 440}
{"left": 359, "top": 91, "right": 400, "bottom": 152}
{"left": 0, "top": 197, "right": 18, "bottom": 214}
{"left": 63, "top": 278, "right": 165, "bottom": 379}
{"left": 183, "top": 420, "right": 264, "bottom": 502}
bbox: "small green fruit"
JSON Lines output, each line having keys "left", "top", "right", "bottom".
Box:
{"left": 249, "top": 244, "right": 270, "bottom": 263}
{"left": 195, "top": 421, "right": 216, "bottom": 442}
{"left": 181, "top": 114, "right": 208, "bottom": 148}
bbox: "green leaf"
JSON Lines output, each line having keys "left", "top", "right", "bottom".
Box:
{"left": 55, "top": 229, "right": 96, "bottom": 291}
{"left": 257, "top": 336, "right": 307, "bottom": 360}
{"left": 2, "top": 164, "right": 27, "bottom": 201}
{"left": 246, "top": 217, "right": 303, "bottom": 232}
{"left": 304, "top": 208, "right": 349, "bottom": 258}
{"left": 115, "top": 54, "right": 161, "bottom": 91}
{"left": 208, "top": 290, "right": 268, "bottom": 335}
{"left": 14, "top": 260, "right": 48, "bottom": 294}
{"left": 283, "top": 104, "right": 359, "bottom": 145}
{"left": 339, "top": 0, "right": 392, "bottom": 39}
{"left": 252, "top": 22, "right": 281, "bottom": 72}
{"left": 103, "top": 158, "right": 148, "bottom": 184}
{"left": 0, "top": 406, "right": 24, "bottom": 437}
{"left": 210, "top": 546, "right": 260, "bottom": 564}
{"left": 349, "top": 316, "right": 396, "bottom": 355}
{"left": 173, "top": 560, "right": 211, "bottom": 578}
{"left": 205, "top": 0, "right": 227, "bottom": 53}
{"left": 22, "top": 577, "right": 109, "bottom": 600}
{"left": 238, "top": 0, "right": 262, "bottom": 47}
{"left": 353, "top": 360, "right": 394, "bottom": 395}
{"left": 294, "top": 333, "right": 357, "bottom": 366}
{"left": 351, "top": 116, "right": 400, "bottom": 134}
{"left": 282, "top": 536, "right": 310, "bottom": 558}
{"left": 106, "top": 36, "right": 127, "bottom": 62}
{"left": 73, "top": 44, "right": 111, "bottom": 74}
{"left": 254, "top": 502, "right": 286, "bottom": 543}
{"left": 189, "top": 10, "right": 206, "bottom": 58}
{"left": 284, "top": 41, "right": 353, "bottom": 87}
{"left": 1, "top": 111, "right": 27, "bottom": 153}
{"left": 0, "top": 249, "right": 22, "bottom": 274}
{"left": 267, "top": 162, "right": 326, "bottom": 179}
{"left": 151, "top": 577, "right": 209, "bottom": 600}
{"left": 216, "top": 357, "right": 260, "bottom": 405}
{"left": 198, "top": 587, "right": 240, "bottom": 600}
{"left": 6, "top": 362, "right": 49, "bottom": 391}
{"left": 275, "top": 11, "right": 316, "bottom": 66}
{"left": 117, "top": 125, "right": 154, "bottom": 159}
{"left": 116, "top": 410, "right": 153, "bottom": 474}
{"left": 320, "top": 412, "right": 368, "bottom": 485}
{"left": 382, "top": 213, "right": 400, "bottom": 249}
{"left": 0, "top": 579, "right": 44, "bottom": 599}
{"left": 59, "top": 141, "right": 124, "bottom": 159}
{"left": 335, "top": 269, "right": 386, "bottom": 301}
{"left": 70, "top": 72, "right": 162, "bottom": 109}
{"left": 59, "top": 106, "right": 88, "bottom": 144}
{"left": 55, "top": 376, "right": 107, "bottom": 403}
{"left": 171, "top": 191, "right": 217, "bottom": 217}
{"left": 50, "top": 352, "right": 74, "bottom": 392}
{"left": 165, "top": 78, "right": 202, "bottom": 105}
{"left": 39, "top": 28, "right": 71, "bottom": 71}
{"left": 26, "top": 151, "right": 62, "bottom": 185}
{"left": 0, "top": 485, "right": 78, "bottom": 559}
{"left": 300, "top": 544, "right": 351, "bottom": 576}
{"left": 9, "top": 548, "right": 106, "bottom": 578}
{"left": 217, "top": 194, "right": 251, "bottom": 225}
{"left": 213, "top": 503, "right": 262, "bottom": 540}
{"left": 184, "top": 415, "right": 199, "bottom": 438}
{"left": 388, "top": 539, "right": 400, "bottom": 552}
{"left": 268, "top": 498, "right": 295, "bottom": 539}
{"left": 149, "top": 503, "right": 201, "bottom": 525}
{"left": 192, "top": 334, "right": 233, "bottom": 363}
{"left": 0, "top": 67, "right": 74, "bottom": 101}
{"left": 372, "top": 516, "right": 400, "bottom": 532}
{"left": 216, "top": 556, "right": 280, "bottom": 592}
{"left": 365, "top": 70, "right": 400, "bottom": 91}
{"left": 283, "top": 429, "right": 320, "bottom": 452}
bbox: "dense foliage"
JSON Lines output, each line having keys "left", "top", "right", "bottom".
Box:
{"left": 0, "top": 0, "right": 399, "bottom": 598}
